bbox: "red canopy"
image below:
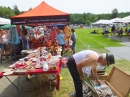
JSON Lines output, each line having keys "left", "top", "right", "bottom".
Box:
{"left": 10, "top": 1, "right": 70, "bottom": 25}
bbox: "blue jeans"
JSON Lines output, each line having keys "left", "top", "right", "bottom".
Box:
{"left": 67, "top": 56, "right": 83, "bottom": 97}
{"left": 0, "top": 43, "right": 6, "bottom": 50}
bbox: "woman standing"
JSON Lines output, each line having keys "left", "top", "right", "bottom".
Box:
{"left": 71, "top": 29, "right": 76, "bottom": 54}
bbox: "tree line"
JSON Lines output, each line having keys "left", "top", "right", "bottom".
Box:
{"left": 0, "top": 5, "right": 130, "bottom": 25}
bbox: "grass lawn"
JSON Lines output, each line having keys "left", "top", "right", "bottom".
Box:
{"left": 29, "top": 28, "right": 130, "bottom": 97}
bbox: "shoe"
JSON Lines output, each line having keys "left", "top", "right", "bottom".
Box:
{"left": 68, "top": 92, "right": 76, "bottom": 97}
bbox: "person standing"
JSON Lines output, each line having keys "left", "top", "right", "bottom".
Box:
{"left": 50, "top": 27, "right": 57, "bottom": 43}
{"left": 118, "top": 28, "right": 123, "bottom": 36}
{"left": 67, "top": 50, "right": 115, "bottom": 97}
{"left": 70, "top": 29, "right": 76, "bottom": 54}
{"left": 111, "top": 25, "right": 115, "bottom": 36}
{"left": 105, "top": 25, "right": 109, "bottom": 36}
{"left": 21, "top": 26, "right": 28, "bottom": 50}
{"left": 56, "top": 29, "right": 65, "bottom": 56}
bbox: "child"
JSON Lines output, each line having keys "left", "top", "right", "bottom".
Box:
{"left": 54, "top": 41, "right": 61, "bottom": 55}
{"left": 50, "top": 41, "right": 61, "bottom": 56}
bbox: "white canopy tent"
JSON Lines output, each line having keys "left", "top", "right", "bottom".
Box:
{"left": 121, "top": 15, "right": 130, "bottom": 20}
{"left": 115, "top": 19, "right": 130, "bottom": 23}
{"left": 115, "top": 16, "right": 130, "bottom": 23}
{"left": 92, "top": 19, "right": 115, "bottom": 25}
{"left": 0, "top": 17, "right": 11, "bottom": 25}
{"left": 109, "top": 18, "right": 121, "bottom": 23}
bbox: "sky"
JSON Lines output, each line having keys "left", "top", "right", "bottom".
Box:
{"left": 1, "top": 0, "right": 130, "bottom": 14}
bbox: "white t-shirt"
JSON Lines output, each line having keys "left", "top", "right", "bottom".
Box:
{"left": 73, "top": 50, "right": 98, "bottom": 64}
{"left": 105, "top": 26, "right": 109, "bottom": 31}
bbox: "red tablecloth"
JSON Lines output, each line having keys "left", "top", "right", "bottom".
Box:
{"left": 0, "top": 60, "right": 61, "bottom": 90}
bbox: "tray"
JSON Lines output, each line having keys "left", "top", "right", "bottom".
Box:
{"left": 14, "top": 68, "right": 28, "bottom": 74}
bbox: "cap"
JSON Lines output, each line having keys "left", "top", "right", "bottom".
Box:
{"left": 102, "top": 53, "right": 115, "bottom": 66}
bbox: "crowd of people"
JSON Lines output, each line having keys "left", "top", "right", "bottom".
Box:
{"left": 102, "top": 24, "right": 130, "bottom": 37}
{"left": 0, "top": 25, "right": 77, "bottom": 56}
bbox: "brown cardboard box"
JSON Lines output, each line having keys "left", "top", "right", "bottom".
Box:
{"left": 88, "top": 72, "right": 108, "bottom": 80}
{"left": 92, "top": 66, "right": 130, "bottom": 97}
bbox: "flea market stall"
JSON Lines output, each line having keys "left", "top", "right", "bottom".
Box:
{"left": 10, "top": 1, "right": 70, "bottom": 50}
{"left": 0, "top": 1, "right": 70, "bottom": 93}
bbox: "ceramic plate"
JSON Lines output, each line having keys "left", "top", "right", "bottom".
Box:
{"left": 3, "top": 71, "right": 14, "bottom": 75}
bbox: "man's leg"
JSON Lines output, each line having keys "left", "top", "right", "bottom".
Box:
{"left": 67, "top": 57, "right": 83, "bottom": 97}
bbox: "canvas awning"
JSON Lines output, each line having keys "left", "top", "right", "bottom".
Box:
{"left": 0, "top": 24, "right": 31, "bottom": 29}
{"left": 0, "top": 17, "right": 11, "bottom": 25}
{"left": 92, "top": 19, "right": 114, "bottom": 25}
{"left": 10, "top": 1, "right": 70, "bottom": 25}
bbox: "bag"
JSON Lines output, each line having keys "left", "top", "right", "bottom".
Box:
{"left": 69, "top": 39, "right": 73, "bottom": 46}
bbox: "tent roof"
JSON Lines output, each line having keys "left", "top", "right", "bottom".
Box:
{"left": 109, "top": 18, "right": 121, "bottom": 23}
{"left": 114, "top": 15, "right": 130, "bottom": 23}
{"left": 115, "top": 16, "right": 130, "bottom": 23}
{"left": 0, "top": 17, "right": 11, "bottom": 25}
{"left": 10, "top": 1, "right": 70, "bottom": 25}
{"left": 92, "top": 19, "right": 110, "bottom": 25}
{"left": 121, "top": 15, "right": 130, "bottom": 20}
{"left": 0, "top": 24, "right": 31, "bottom": 29}
{"left": 11, "top": 1, "right": 69, "bottom": 18}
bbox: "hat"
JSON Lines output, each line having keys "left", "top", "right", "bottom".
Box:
{"left": 102, "top": 53, "right": 115, "bottom": 66}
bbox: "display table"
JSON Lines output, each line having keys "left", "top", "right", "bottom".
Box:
{"left": 0, "top": 60, "right": 61, "bottom": 90}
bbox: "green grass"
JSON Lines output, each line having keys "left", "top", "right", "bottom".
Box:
{"left": 75, "top": 29, "right": 123, "bottom": 53}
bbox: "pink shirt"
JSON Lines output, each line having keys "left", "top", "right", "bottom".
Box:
{"left": 50, "top": 28, "right": 57, "bottom": 42}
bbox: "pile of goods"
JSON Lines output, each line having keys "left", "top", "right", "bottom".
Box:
{"left": 2, "top": 47, "right": 61, "bottom": 75}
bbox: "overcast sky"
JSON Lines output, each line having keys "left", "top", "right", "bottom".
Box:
{"left": 1, "top": 0, "right": 130, "bottom": 14}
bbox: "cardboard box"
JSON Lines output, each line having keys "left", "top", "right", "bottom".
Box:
{"left": 88, "top": 73, "right": 108, "bottom": 80}
{"left": 91, "top": 66, "right": 130, "bottom": 97}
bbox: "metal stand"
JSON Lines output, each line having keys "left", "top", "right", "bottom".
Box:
{"left": 5, "top": 76, "right": 20, "bottom": 90}
{"left": 5, "top": 75, "right": 36, "bottom": 91}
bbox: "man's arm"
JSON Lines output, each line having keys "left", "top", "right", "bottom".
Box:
{"left": 91, "top": 63, "right": 98, "bottom": 79}
{"left": 91, "top": 62, "right": 102, "bottom": 84}
{"left": 76, "top": 54, "right": 97, "bottom": 80}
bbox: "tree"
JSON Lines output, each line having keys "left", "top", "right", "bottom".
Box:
{"left": 86, "top": 13, "right": 92, "bottom": 21}
{"left": 111, "top": 8, "right": 118, "bottom": 19}
{"left": 85, "top": 20, "right": 91, "bottom": 25}
{"left": 82, "top": 13, "right": 87, "bottom": 20}
{"left": 13, "top": 5, "right": 20, "bottom": 15}
{"left": 0, "top": 6, "right": 15, "bottom": 18}
{"left": 28, "top": 8, "right": 32, "bottom": 11}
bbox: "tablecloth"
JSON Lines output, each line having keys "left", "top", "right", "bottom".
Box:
{"left": 0, "top": 59, "right": 61, "bottom": 90}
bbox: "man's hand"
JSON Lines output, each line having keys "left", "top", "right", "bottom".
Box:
{"left": 96, "top": 79, "right": 102, "bottom": 85}
{"left": 80, "top": 76, "right": 84, "bottom": 81}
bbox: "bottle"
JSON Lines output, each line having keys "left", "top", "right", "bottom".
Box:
{"left": 42, "top": 58, "right": 49, "bottom": 71}
{"left": 35, "top": 57, "right": 42, "bottom": 68}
